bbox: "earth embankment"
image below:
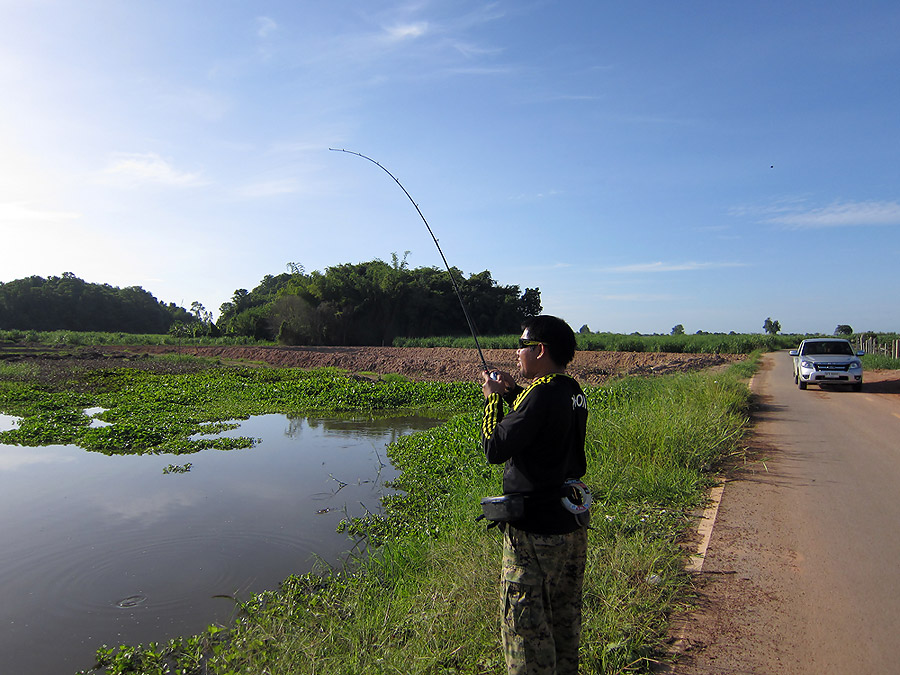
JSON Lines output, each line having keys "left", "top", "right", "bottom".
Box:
{"left": 94, "top": 344, "right": 744, "bottom": 385}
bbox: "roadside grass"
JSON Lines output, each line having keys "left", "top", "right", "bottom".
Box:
{"left": 0, "top": 355, "right": 755, "bottom": 674}
{"left": 862, "top": 353, "right": 900, "bottom": 370}
{"left": 200, "top": 365, "right": 753, "bottom": 675}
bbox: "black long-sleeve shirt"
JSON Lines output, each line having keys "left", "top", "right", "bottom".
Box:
{"left": 481, "top": 372, "right": 588, "bottom": 533}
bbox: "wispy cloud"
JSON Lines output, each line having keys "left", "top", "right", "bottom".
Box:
{"left": 766, "top": 200, "right": 900, "bottom": 228}
{"left": 99, "top": 152, "right": 208, "bottom": 188}
{"left": 383, "top": 21, "right": 429, "bottom": 42}
{"left": 605, "top": 261, "right": 746, "bottom": 273}
{"left": 0, "top": 201, "right": 80, "bottom": 223}
{"left": 450, "top": 41, "right": 504, "bottom": 59}
{"left": 256, "top": 16, "right": 278, "bottom": 38}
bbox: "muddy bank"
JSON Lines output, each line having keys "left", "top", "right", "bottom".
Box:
{"left": 86, "top": 344, "right": 745, "bottom": 385}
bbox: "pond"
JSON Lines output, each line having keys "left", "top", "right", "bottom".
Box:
{"left": 0, "top": 412, "right": 443, "bottom": 675}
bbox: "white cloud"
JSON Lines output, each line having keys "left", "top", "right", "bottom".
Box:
{"left": 0, "top": 201, "right": 80, "bottom": 224}
{"left": 605, "top": 261, "right": 746, "bottom": 273}
{"left": 384, "top": 22, "right": 429, "bottom": 42}
{"left": 766, "top": 200, "right": 900, "bottom": 228}
{"left": 99, "top": 152, "right": 208, "bottom": 188}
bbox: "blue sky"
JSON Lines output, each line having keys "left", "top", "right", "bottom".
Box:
{"left": 2, "top": 1, "right": 898, "bottom": 335}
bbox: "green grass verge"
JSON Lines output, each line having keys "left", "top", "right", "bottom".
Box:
{"left": 862, "top": 353, "right": 900, "bottom": 370}
{"left": 0, "top": 355, "right": 754, "bottom": 674}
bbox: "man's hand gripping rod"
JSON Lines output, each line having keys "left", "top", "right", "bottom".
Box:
{"left": 330, "top": 148, "right": 498, "bottom": 379}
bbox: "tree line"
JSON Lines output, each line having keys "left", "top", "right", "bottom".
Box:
{"left": 0, "top": 258, "right": 541, "bottom": 346}
{"left": 217, "top": 255, "right": 541, "bottom": 345}
{"left": 0, "top": 273, "right": 193, "bottom": 334}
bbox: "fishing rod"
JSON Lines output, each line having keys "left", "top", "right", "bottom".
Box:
{"left": 330, "top": 148, "right": 495, "bottom": 377}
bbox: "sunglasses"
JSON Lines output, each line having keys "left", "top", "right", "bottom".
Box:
{"left": 518, "top": 338, "right": 544, "bottom": 349}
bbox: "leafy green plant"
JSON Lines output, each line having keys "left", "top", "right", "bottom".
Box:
{"left": 0, "top": 366, "right": 476, "bottom": 454}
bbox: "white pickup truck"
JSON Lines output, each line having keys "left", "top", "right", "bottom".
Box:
{"left": 790, "top": 338, "right": 864, "bottom": 392}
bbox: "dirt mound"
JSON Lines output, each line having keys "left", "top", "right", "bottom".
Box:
{"left": 96, "top": 345, "right": 744, "bottom": 385}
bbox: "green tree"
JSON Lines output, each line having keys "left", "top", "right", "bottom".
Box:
{"left": 519, "top": 287, "right": 542, "bottom": 318}
{"left": 763, "top": 317, "right": 781, "bottom": 335}
{"left": 215, "top": 258, "right": 541, "bottom": 345}
{"left": 835, "top": 324, "right": 853, "bottom": 336}
{"left": 671, "top": 324, "right": 685, "bottom": 335}
{"left": 0, "top": 274, "right": 187, "bottom": 333}
{"left": 189, "top": 301, "right": 216, "bottom": 337}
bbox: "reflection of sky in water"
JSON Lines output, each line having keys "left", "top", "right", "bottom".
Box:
{"left": 84, "top": 406, "right": 112, "bottom": 428}
{"left": 0, "top": 444, "right": 77, "bottom": 471}
{"left": 0, "top": 410, "right": 110, "bottom": 433}
{"left": 0, "top": 413, "right": 442, "bottom": 675}
{"left": 0, "top": 413, "right": 20, "bottom": 432}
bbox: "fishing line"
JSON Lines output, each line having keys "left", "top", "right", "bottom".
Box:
{"left": 330, "top": 148, "right": 494, "bottom": 376}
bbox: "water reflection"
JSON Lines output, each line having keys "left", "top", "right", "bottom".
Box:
{"left": 0, "top": 413, "right": 442, "bottom": 675}
{"left": 0, "top": 412, "right": 20, "bottom": 432}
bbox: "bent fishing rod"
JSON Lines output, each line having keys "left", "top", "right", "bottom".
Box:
{"left": 330, "top": 148, "right": 495, "bottom": 377}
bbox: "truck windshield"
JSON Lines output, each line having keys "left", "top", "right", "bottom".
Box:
{"left": 802, "top": 342, "right": 853, "bottom": 356}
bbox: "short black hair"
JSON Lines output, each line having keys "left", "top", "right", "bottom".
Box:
{"left": 522, "top": 315, "right": 577, "bottom": 367}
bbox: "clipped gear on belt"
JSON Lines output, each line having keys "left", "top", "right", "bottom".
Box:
{"left": 560, "top": 478, "right": 592, "bottom": 514}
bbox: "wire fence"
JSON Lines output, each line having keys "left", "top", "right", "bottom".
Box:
{"left": 856, "top": 337, "right": 900, "bottom": 359}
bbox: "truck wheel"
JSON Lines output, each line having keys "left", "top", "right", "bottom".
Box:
{"left": 798, "top": 380, "right": 807, "bottom": 390}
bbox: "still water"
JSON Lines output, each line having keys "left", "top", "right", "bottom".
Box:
{"left": 0, "top": 412, "right": 442, "bottom": 674}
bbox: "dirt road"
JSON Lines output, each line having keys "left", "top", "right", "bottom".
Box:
{"left": 667, "top": 352, "right": 900, "bottom": 674}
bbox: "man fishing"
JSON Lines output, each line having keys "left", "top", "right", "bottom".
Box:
{"left": 481, "top": 315, "right": 590, "bottom": 675}
{"left": 332, "top": 152, "right": 589, "bottom": 671}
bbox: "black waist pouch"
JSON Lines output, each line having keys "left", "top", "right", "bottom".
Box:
{"left": 479, "top": 494, "right": 525, "bottom": 523}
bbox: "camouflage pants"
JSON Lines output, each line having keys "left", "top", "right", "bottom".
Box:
{"left": 500, "top": 525, "right": 588, "bottom": 675}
